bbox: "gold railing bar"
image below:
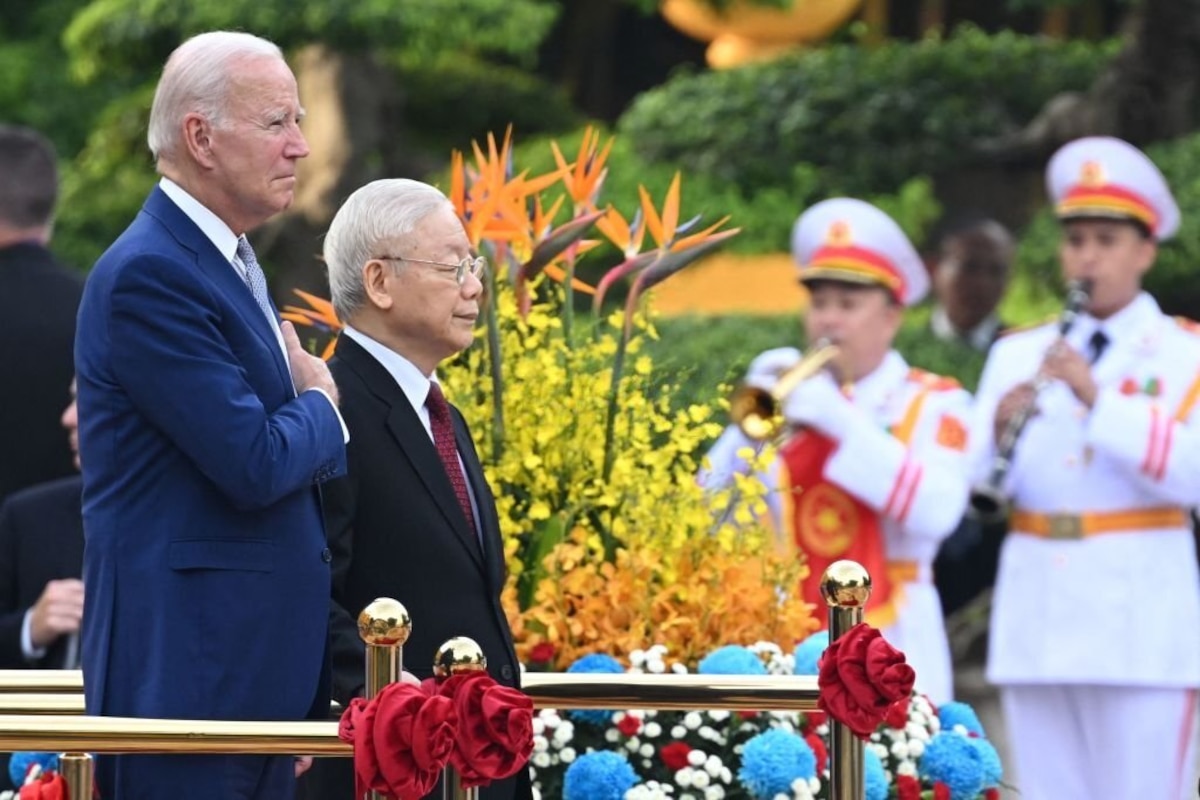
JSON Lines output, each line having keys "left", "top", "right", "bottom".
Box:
{"left": 0, "top": 674, "right": 820, "bottom": 715}
{"left": 521, "top": 673, "right": 821, "bottom": 712}
{"left": 0, "top": 671, "right": 82, "bottom": 693}
{"left": 0, "top": 695, "right": 83, "bottom": 714}
{"left": 0, "top": 716, "right": 348, "bottom": 755}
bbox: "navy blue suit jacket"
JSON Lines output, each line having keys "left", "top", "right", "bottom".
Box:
{"left": 74, "top": 187, "right": 345, "bottom": 796}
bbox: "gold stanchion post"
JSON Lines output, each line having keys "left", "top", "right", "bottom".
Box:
{"left": 357, "top": 598, "right": 412, "bottom": 800}
{"left": 821, "top": 560, "right": 872, "bottom": 800}
{"left": 433, "top": 636, "right": 487, "bottom": 800}
{"left": 59, "top": 752, "right": 92, "bottom": 799}
{"left": 358, "top": 598, "right": 411, "bottom": 699}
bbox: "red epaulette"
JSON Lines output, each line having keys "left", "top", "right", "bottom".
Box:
{"left": 1174, "top": 316, "right": 1200, "bottom": 336}
{"left": 906, "top": 368, "right": 962, "bottom": 392}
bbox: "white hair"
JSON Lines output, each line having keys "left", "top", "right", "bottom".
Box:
{"left": 147, "top": 31, "right": 283, "bottom": 162}
{"left": 325, "top": 179, "right": 455, "bottom": 321}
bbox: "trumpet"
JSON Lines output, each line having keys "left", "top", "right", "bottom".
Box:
{"left": 730, "top": 338, "right": 842, "bottom": 441}
{"left": 968, "top": 277, "right": 1094, "bottom": 523}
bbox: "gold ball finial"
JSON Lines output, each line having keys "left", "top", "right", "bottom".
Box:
{"left": 819, "top": 560, "right": 872, "bottom": 609}
{"left": 357, "top": 597, "right": 412, "bottom": 646}
{"left": 433, "top": 636, "right": 487, "bottom": 680}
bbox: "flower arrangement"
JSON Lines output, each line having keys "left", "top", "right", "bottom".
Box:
{"left": 530, "top": 641, "right": 1005, "bottom": 800}
{"left": 0, "top": 752, "right": 64, "bottom": 800}
{"left": 285, "top": 126, "right": 821, "bottom": 663}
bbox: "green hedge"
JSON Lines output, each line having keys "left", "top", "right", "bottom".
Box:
{"left": 1016, "top": 131, "right": 1200, "bottom": 318}
{"left": 618, "top": 27, "right": 1114, "bottom": 197}
{"left": 511, "top": 127, "right": 942, "bottom": 257}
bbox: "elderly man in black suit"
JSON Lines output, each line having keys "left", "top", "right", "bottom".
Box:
{"left": 300, "top": 179, "right": 531, "bottom": 800}
{"left": 0, "top": 126, "right": 83, "bottom": 505}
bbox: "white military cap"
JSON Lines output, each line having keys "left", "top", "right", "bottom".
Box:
{"left": 791, "top": 197, "right": 929, "bottom": 307}
{"left": 1047, "top": 136, "right": 1179, "bottom": 241}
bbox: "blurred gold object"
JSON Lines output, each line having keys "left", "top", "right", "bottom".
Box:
{"left": 358, "top": 597, "right": 411, "bottom": 703}
{"left": 433, "top": 636, "right": 488, "bottom": 679}
{"left": 729, "top": 338, "right": 842, "bottom": 441}
{"left": 820, "top": 560, "right": 873, "bottom": 800}
{"left": 60, "top": 752, "right": 93, "bottom": 800}
{"left": 357, "top": 597, "right": 412, "bottom": 646}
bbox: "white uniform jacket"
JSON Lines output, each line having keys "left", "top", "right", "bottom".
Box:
{"left": 971, "top": 292, "right": 1200, "bottom": 687}
{"left": 703, "top": 350, "right": 972, "bottom": 703}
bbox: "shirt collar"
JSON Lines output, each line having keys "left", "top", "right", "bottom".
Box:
{"left": 1072, "top": 291, "right": 1160, "bottom": 350}
{"left": 342, "top": 326, "right": 438, "bottom": 414}
{"left": 851, "top": 350, "right": 908, "bottom": 409}
{"left": 931, "top": 305, "right": 1001, "bottom": 352}
{"left": 158, "top": 177, "right": 240, "bottom": 264}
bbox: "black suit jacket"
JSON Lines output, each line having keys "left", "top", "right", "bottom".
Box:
{"left": 300, "top": 334, "right": 529, "bottom": 800}
{"left": 0, "top": 244, "right": 83, "bottom": 506}
{"left": 0, "top": 475, "right": 83, "bottom": 791}
{"left": 0, "top": 475, "right": 83, "bottom": 670}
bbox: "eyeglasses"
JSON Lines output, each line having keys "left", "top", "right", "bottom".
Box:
{"left": 375, "top": 255, "right": 487, "bottom": 286}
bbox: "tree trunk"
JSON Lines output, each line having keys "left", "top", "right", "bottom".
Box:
{"left": 976, "top": 0, "right": 1200, "bottom": 165}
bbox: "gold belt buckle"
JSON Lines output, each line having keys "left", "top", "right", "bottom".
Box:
{"left": 1047, "top": 513, "right": 1084, "bottom": 540}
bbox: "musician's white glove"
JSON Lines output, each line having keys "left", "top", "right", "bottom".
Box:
{"left": 781, "top": 371, "right": 860, "bottom": 441}
{"left": 744, "top": 347, "right": 802, "bottom": 391}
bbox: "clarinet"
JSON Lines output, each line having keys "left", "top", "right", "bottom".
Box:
{"left": 967, "top": 278, "right": 1093, "bottom": 523}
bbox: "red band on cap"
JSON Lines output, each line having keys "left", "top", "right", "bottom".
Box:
{"left": 804, "top": 244, "right": 907, "bottom": 303}
{"left": 1058, "top": 183, "right": 1159, "bottom": 233}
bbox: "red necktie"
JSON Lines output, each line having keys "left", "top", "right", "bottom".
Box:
{"left": 426, "top": 383, "right": 478, "bottom": 536}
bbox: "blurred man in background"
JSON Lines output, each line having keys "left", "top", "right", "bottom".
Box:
{"left": 0, "top": 125, "right": 83, "bottom": 506}
{"left": 928, "top": 216, "right": 1015, "bottom": 353}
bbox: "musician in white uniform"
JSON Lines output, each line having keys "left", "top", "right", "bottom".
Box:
{"left": 702, "top": 198, "right": 972, "bottom": 705}
{"left": 971, "top": 136, "right": 1200, "bottom": 800}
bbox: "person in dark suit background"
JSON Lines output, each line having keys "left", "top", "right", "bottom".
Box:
{"left": 0, "top": 125, "right": 83, "bottom": 506}
{"left": 927, "top": 216, "right": 1015, "bottom": 353}
{"left": 300, "top": 179, "right": 531, "bottom": 800}
{"left": 0, "top": 378, "right": 83, "bottom": 672}
{"left": 0, "top": 381, "right": 84, "bottom": 792}
{"left": 74, "top": 31, "right": 347, "bottom": 799}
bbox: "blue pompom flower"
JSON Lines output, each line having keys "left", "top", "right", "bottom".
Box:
{"left": 738, "top": 728, "right": 817, "bottom": 799}
{"left": 938, "top": 701, "right": 985, "bottom": 737}
{"left": 566, "top": 653, "right": 625, "bottom": 725}
{"left": 698, "top": 645, "right": 767, "bottom": 676}
{"left": 563, "top": 751, "right": 638, "bottom": 800}
{"left": 971, "top": 736, "right": 1004, "bottom": 787}
{"left": 793, "top": 631, "right": 829, "bottom": 676}
{"left": 919, "top": 731, "right": 985, "bottom": 800}
{"left": 8, "top": 751, "right": 58, "bottom": 787}
{"left": 864, "top": 747, "right": 888, "bottom": 800}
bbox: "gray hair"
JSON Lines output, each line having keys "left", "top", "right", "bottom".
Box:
{"left": 147, "top": 31, "right": 283, "bottom": 162}
{"left": 325, "top": 179, "right": 454, "bottom": 321}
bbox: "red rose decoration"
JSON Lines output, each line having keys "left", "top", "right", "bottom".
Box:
{"left": 529, "top": 642, "right": 556, "bottom": 663}
{"left": 896, "top": 774, "right": 922, "bottom": 800}
{"left": 338, "top": 682, "right": 458, "bottom": 800}
{"left": 616, "top": 715, "right": 642, "bottom": 737}
{"left": 429, "top": 673, "right": 534, "bottom": 788}
{"left": 660, "top": 742, "right": 692, "bottom": 771}
{"left": 18, "top": 771, "right": 65, "bottom": 800}
{"left": 884, "top": 696, "right": 910, "bottom": 730}
{"left": 817, "top": 623, "right": 915, "bottom": 739}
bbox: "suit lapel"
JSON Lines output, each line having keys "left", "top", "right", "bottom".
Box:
{"left": 338, "top": 337, "right": 487, "bottom": 573}
{"left": 142, "top": 189, "right": 294, "bottom": 394}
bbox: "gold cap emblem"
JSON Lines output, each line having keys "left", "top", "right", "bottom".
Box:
{"left": 825, "top": 220, "right": 853, "bottom": 247}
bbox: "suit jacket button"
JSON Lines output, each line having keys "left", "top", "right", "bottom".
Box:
{"left": 500, "top": 664, "right": 514, "bottom": 682}
{"left": 321, "top": 547, "right": 333, "bottom": 563}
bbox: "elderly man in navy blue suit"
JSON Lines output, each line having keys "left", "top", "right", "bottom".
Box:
{"left": 74, "top": 31, "right": 346, "bottom": 799}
